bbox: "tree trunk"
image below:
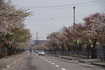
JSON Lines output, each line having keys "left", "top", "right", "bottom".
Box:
{"left": 93, "top": 38, "right": 97, "bottom": 48}
{"left": 78, "top": 44, "right": 82, "bottom": 51}
{"left": 85, "top": 44, "right": 91, "bottom": 58}
{"left": 61, "top": 44, "right": 64, "bottom": 55}
{"left": 7, "top": 46, "right": 13, "bottom": 56}
{"left": 91, "top": 38, "right": 97, "bottom": 59}
{"left": 68, "top": 44, "right": 71, "bottom": 51}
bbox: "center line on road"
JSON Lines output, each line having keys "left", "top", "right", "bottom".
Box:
{"left": 52, "top": 63, "right": 55, "bottom": 65}
{"left": 61, "top": 68, "right": 66, "bottom": 70}
{"left": 19, "top": 59, "right": 25, "bottom": 70}
{"left": 46, "top": 60, "right": 48, "bottom": 61}
{"left": 55, "top": 65, "right": 60, "bottom": 67}
{"left": 49, "top": 61, "right": 51, "bottom": 62}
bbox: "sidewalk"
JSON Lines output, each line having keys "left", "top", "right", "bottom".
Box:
{"left": 0, "top": 52, "right": 27, "bottom": 70}
{"left": 59, "top": 56, "right": 105, "bottom": 68}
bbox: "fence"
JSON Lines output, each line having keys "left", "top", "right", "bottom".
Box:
{"left": 45, "top": 51, "right": 92, "bottom": 59}
{"left": 98, "top": 45, "right": 105, "bottom": 61}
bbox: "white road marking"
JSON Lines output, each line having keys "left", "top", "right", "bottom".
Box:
{"left": 18, "top": 52, "right": 30, "bottom": 70}
{"left": 2, "top": 68, "right": 6, "bottom": 70}
{"left": 7, "top": 65, "right": 10, "bottom": 68}
{"left": 14, "top": 61, "right": 16, "bottom": 64}
{"left": 2, "top": 52, "right": 27, "bottom": 70}
{"left": 55, "top": 65, "right": 60, "bottom": 67}
{"left": 34, "top": 53, "right": 50, "bottom": 62}
{"left": 52, "top": 63, "right": 55, "bottom": 65}
{"left": 61, "top": 68, "right": 66, "bottom": 70}
{"left": 49, "top": 61, "right": 51, "bottom": 62}
{"left": 34, "top": 53, "right": 68, "bottom": 70}
{"left": 19, "top": 59, "right": 25, "bottom": 70}
{"left": 46, "top": 60, "right": 48, "bottom": 61}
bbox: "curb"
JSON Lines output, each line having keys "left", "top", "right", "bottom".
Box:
{"left": 91, "top": 63, "right": 105, "bottom": 68}
{"left": 78, "top": 59, "right": 99, "bottom": 64}
{"left": 60, "top": 56, "right": 72, "bottom": 60}
{"left": 78, "top": 60, "right": 92, "bottom": 64}
{"left": 60, "top": 56, "right": 81, "bottom": 60}
{"left": 78, "top": 60, "right": 86, "bottom": 63}
{"left": 2, "top": 57, "right": 22, "bottom": 70}
{"left": 59, "top": 56, "right": 105, "bottom": 68}
{"left": 54, "top": 55, "right": 59, "bottom": 57}
{"left": 1, "top": 52, "right": 28, "bottom": 70}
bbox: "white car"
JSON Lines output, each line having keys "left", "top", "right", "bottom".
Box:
{"left": 38, "top": 51, "right": 45, "bottom": 56}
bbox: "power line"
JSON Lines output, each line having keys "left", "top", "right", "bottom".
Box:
{"left": 17, "top": 0, "right": 105, "bottom": 9}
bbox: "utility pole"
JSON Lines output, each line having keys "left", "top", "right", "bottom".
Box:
{"left": 36, "top": 32, "right": 38, "bottom": 45}
{"left": 73, "top": 6, "right": 75, "bottom": 29}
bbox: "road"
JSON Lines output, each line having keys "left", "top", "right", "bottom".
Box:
{"left": 8, "top": 51, "right": 105, "bottom": 70}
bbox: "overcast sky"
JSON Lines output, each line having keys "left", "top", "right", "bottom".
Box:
{"left": 9, "top": 0, "right": 105, "bottom": 40}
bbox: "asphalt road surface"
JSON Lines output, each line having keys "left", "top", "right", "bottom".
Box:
{"left": 8, "top": 51, "right": 105, "bottom": 70}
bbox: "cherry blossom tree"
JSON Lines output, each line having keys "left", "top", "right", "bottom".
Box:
{"left": 0, "top": 0, "right": 32, "bottom": 55}
{"left": 83, "top": 13, "right": 105, "bottom": 47}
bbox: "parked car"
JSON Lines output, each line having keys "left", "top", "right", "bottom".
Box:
{"left": 34, "top": 50, "right": 39, "bottom": 53}
{"left": 38, "top": 51, "right": 45, "bottom": 56}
